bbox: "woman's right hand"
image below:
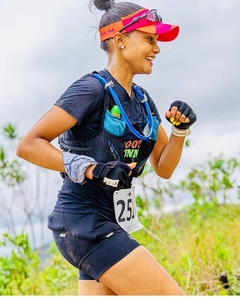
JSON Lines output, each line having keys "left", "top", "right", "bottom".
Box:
{"left": 91, "top": 161, "right": 136, "bottom": 191}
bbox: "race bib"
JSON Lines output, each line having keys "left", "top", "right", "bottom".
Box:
{"left": 113, "top": 187, "right": 144, "bottom": 234}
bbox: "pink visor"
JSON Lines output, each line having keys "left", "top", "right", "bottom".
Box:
{"left": 99, "top": 8, "right": 179, "bottom": 42}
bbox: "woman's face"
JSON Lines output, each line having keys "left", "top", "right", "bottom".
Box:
{"left": 120, "top": 30, "right": 161, "bottom": 75}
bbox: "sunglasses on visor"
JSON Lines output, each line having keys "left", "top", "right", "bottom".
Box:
{"left": 119, "top": 9, "right": 162, "bottom": 33}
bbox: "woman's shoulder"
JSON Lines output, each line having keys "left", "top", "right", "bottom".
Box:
{"left": 67, "top": 71, "right": 105, "bottom": 97}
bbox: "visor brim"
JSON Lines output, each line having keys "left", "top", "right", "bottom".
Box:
{"left": 137, "top": 23, "right": 179, "bottom": 42}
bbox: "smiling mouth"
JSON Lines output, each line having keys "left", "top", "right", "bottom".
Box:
{"left": 146, "top": 56, "right": 155, "bottom": 63}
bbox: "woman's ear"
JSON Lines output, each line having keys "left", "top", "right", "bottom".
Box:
{"left": 112, "top": 32, "right": 125, "bottom": 49}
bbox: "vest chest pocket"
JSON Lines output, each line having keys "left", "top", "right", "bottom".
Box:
{"left": 104, "top": 109, "right": 126, "bottom": 137}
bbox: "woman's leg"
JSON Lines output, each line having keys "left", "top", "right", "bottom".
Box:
{"left": 98, "top": 245, "right": 185, "bottom": 295}
{"left": 78, "top": 280, "right": 117, "bottom": 295}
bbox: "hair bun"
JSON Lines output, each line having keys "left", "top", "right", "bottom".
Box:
{"left": 93, "top": 0, "right": 115, "bottom": 11}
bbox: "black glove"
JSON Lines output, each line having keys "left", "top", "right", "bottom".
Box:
{"left": 165, "top": 100, "right": 197, "bottom": 129}
{"left": 92, "top": 161, "right": 132, "bottom": 191}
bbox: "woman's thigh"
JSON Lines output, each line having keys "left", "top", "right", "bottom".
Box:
{"left": 98, "top": 245, "right": 185, "bottom": 295}
{"left": 78, "top": 280, "right": 116, "bottom": 295}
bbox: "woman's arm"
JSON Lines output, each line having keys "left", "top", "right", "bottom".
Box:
{"left": 149, "top": 125, "right": 185, "bottom": 179}
{"left": 16, "top": 105, "right": 77, "bottom": 172}
{"left": 149, "top": 100, "right": 196, "bottom": 179}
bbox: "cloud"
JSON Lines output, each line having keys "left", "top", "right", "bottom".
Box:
{"left": 0, "top": 0, "right": 239, "bottom": 147}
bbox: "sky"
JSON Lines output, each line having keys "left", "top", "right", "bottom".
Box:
{"left": 0, "top": 0, "right": 240, "bottom": 248}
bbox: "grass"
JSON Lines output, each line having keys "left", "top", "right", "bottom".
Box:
{"left": 132, "top": 203, "right": 240, "bottom": 295}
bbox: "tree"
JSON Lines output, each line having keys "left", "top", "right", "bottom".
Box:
{"left": 0, "top": 124, "right": 55, "bottom": 251}
{"left": 134, "top": 153, "right": 240, "bottom": 227}
{"left": 176, "top": 154, "right": 240, "bottom": 205}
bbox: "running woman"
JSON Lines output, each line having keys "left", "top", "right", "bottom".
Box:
{"left": 17, "top": 0, "right": 196, "bottom": 295}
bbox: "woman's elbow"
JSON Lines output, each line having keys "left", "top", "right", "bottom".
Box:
{"left": 154, "top": 167, "right": 174, "bottom": 180}
{"left": 16, "top": 139, "right": 26, "bottom": 158}
{"left": 159, "top": 172, "right": 172, "bottom": 180}
{"left": 16, "top": 137, "right": 32, "bottom": 159}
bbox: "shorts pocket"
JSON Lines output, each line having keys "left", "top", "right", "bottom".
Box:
{"left": 63, "top": 213, "right": 120, "bottom": 249}
{"left": 47, "top": 212, "right": 66, "bottom": 232}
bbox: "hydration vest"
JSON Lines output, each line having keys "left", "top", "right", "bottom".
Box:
{"left": 58, "top": 71, "right": 159, "bottom": 178}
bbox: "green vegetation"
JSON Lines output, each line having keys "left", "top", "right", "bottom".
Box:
{"left": 133, "top": 203, "right": 240, "bottom": 295}
{"left": 0, "top": 123, "right": 26, "bottom": 186}
{"left": 0, "top": 232, "right": 78, "bottom": 295}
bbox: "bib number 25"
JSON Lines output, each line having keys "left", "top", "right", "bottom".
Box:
{"left": 117, "top": 198, "right": 135, "bottom": 222}
{"left": 113, "top": 187, "right": 144, "bottom": 234}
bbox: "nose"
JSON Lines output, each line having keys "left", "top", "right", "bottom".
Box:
{"left": 153, "top": 43, "right": 161, "bottom": 54}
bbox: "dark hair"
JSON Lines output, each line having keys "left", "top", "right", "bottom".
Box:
{"left": 89, "top": 0, "right": 143, "bottom": 51}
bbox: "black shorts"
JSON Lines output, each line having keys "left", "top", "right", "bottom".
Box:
{"left": 48, "top": 211, "right": 140, "bottom": 280}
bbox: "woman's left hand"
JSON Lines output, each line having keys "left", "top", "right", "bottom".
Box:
{"left": 165, "top": 100, "right": 197, "bottom": 129}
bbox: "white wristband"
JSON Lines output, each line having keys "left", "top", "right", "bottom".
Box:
{"left": 171, "top": 125, "right": 191, "bottom": 137}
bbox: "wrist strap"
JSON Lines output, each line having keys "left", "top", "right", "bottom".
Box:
{"left": 63, "top": 152, "right": 96, "bottom": 183}
{"left": 171, "top": 125, "right": 191, "bottom": 137}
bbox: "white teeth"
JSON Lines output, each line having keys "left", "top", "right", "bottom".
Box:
{"left": 146, "top": 56, "right": 154, "bottom": 61}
